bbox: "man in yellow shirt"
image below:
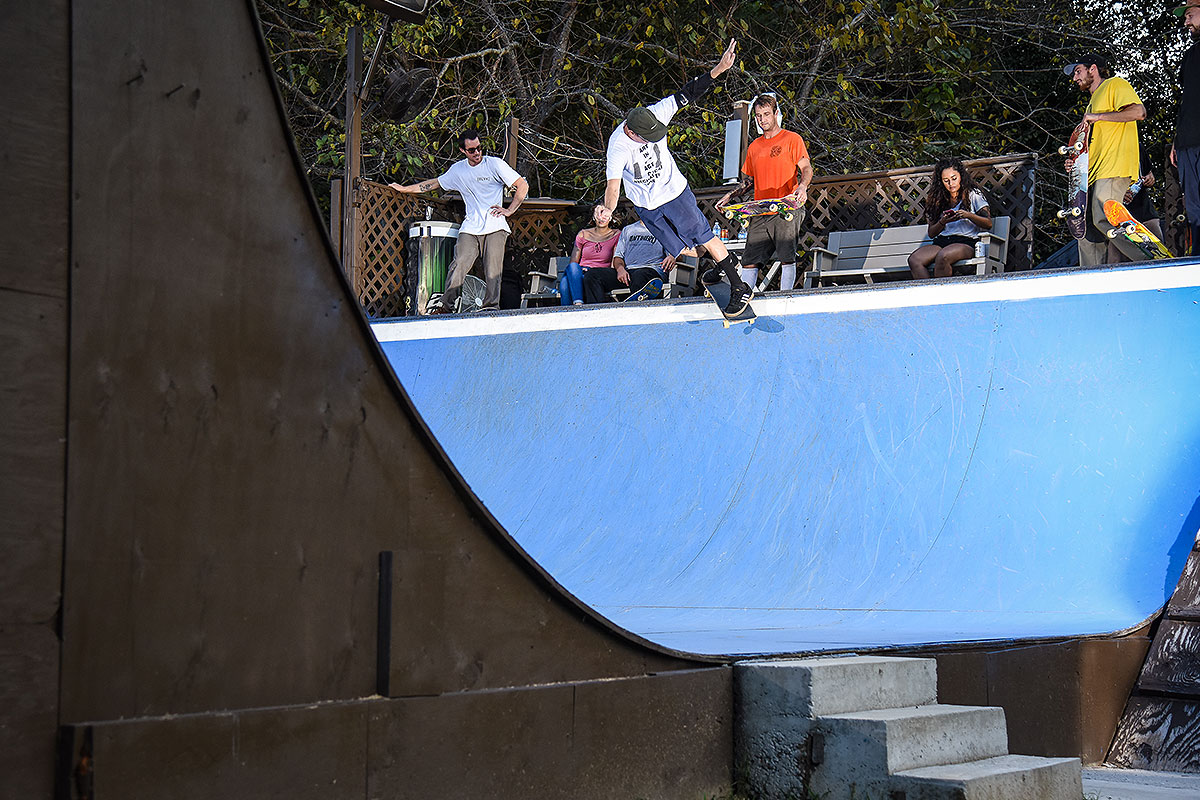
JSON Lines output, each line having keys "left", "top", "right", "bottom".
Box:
{"left": 1064, "top": 53, "right": 1147, "bottom": 265}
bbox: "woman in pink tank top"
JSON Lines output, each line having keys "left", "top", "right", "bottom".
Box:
{"left": 561, "top": 205, "right": 620, "bottom": 305}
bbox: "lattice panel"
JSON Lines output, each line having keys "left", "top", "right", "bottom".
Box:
{"left": 695, "top": 154, "right": 1036, "bottom": 274}
{"left": 353, "top": 179, "right": 573, "bottom": 316}
{"left": 510, "top": 211, "right": 571, "bottom": 251}
{"left": 352, "top": 155, "right": 1037, "bottom": 315}
{"left": 355, "top": 181, "right": 451, "bottom": 318}
{"left": 1161, "top": 153, "right": 1191, "bottom": 256}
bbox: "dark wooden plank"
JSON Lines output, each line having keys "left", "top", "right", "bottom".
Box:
{"left": 1108, "top": 697, "right": 1200, "bottom": 772}
{"left": 367, "top": 669, "right": 731, "bottom": 800}
{"left": 986, "top": 637, "right": 1147, "bottom": 763}
{"left": 1167, "top": 605, "right": 1200, "bottom": 622}
{"left": 0, "top": 626, "right": 58, "bottom": 799}
{"left": 0, "top": 0, "right": 69, "bottom": 298}
{"left": 0, "top": 1, "right": 68, "bottom": 794}
{"left": 0, "top": 290, "right": 66, "bottom": 623}
{"left": 1136, "top": 619, "right": 1200, "bottom": 698}
{"left": 1168, "top": 541, "right": 1200, "bottom": 609}
{"left": 87, "top": 701, "right": 368, "bottom": 799}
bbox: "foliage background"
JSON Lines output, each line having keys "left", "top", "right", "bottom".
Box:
{"left": 258, "top": 0, "right": 1193, "bottom": 263}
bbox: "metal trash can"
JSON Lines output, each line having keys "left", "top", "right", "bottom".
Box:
{"left": 405, "top": 221, "right": 460, "bottom": 315}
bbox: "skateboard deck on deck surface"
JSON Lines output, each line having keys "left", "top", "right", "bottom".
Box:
{"left": 623, "top": 277, "right": 663, "bottom": 302}
{"left": 702, "top": 279, "right": 756, "bottom": 327}
{"left": 1103, "top": 199, "right": 1174, "bottom": 260}
{"left": 722, "top": 197, "right": 801, "bottom": 222}
{"left": 1057, "top": 121, "right": 1090, "bottom": 240}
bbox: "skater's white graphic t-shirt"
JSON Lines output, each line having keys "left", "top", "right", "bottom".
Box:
{"left": 437, "top": 156, "right": 523, "bottom": 236}
{"left": 606, "top": 95, "right": 688, "bottom": 210}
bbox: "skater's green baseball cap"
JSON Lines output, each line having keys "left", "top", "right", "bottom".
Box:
{"left": 1174, "top": 0, "right": 1200, "bottom": 16}
{"left": 626, "top": 107, "right": 668, "bottom": 142}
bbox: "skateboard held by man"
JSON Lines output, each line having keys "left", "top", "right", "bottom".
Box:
{"left": 1102, "top": 199, "right": 1174, "bottom": 260}
{"left": 702, "top": 279, "right": 756, "bottom": 327}
{"left": 1056, "top": 121, "right": 1090, "bottom": 240}
{"left": 722, "top": 196, "right": 802, "bottom": 223}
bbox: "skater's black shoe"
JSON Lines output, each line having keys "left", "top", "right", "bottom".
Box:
{"left": 724, "top": 283, "right": 753, "bottom": 316}
{"left": 701, "top": 265, "right": 723, "bottom": 285}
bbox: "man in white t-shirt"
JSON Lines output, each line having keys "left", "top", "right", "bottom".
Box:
{"left": 603, "top": 39, "right": 754, "bottom": 317}
{"left": 390, "top": 129, "right": 528, "bottom": 312}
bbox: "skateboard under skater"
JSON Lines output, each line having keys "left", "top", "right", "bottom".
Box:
{"left": 722, "top": 197, "right": 802, "bottom": 223}
{"left": 1057, "top": 121, "right": 1090, "bottom": 240}
{"left": 1103, "top": 199, "right": 1174, "bottom": 260}
{"left": 702, "top": 279, "right": 756, "bottom": 328}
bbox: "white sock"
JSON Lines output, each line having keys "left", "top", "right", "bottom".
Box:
{"left": 740, "top": 266, "right": 759, "bottom": 287}
{"left": 780, "top": 263, "right": 797, "bottom": 291}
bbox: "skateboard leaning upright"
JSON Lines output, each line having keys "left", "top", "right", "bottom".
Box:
{"left": 1057, "top": 121, "right": 1090, "bottom": 239}
{"left": 1103, "top": 199, "right": 1174, "bottom": 260}
{"left": 702, "top": 278, "right": 756, "bottom": 327}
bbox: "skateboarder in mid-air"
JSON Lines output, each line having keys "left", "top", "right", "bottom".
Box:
{"left": 716, "top": 93, "right": 813, "bottom": 291}
{"left": 603, "top": 39, "right": 754, "bottom": 318}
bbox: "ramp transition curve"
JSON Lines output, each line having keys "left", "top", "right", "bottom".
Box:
{"left": 374, "top": 267, "right": 1200, "bottom": 656}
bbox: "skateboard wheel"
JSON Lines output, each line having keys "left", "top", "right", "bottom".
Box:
{"left": 767, "top": 203, "right": 778, "bottom": 213}
{"left": 783, "top": 212, "right": 794, "bottom": 221}
{"left": 724, "top": 209, "right": 734, "bottom": 219}
{"left": 1105, "top": 229, "right": 1119, "bottom": 239}
{"left": 1057, "top": 146, "right": 1070, "bottom": 155}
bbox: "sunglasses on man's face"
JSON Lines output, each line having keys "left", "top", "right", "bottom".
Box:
{"left": 463, "top": 145, "right": 483, "bottom": 154}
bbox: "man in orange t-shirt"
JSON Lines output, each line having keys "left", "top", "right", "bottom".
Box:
{"left": 717, "top": 93, "right": 812, "bottom": 290}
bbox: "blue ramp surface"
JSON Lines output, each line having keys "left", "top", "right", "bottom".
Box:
{"left": 373, "top": 264, "right": 1200, "bottom": 656}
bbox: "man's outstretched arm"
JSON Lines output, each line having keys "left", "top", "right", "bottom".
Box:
{"left": 389, "top": 177, "right": 441, "bottom": 193}
{"left": 674, "top": 39, "right": 737, "bottom": 107}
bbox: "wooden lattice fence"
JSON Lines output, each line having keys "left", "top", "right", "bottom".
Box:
{"left": 351, "top": 179, "right": 574, "bottom": 317}
{"left": 1160, "top": 150, "right": 1191, "bottom": 257}
{"left": 693, "top": 153, "right": 1038, "bottom": 273}
{"left": 348, "top": 154, "right": 1038, "bottom": 316}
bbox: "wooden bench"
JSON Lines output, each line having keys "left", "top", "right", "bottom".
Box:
{"left": 803, "top": 216, "right": 1010, "bottom": 289}
{"left": 522, "top": 256, "right": 699, "bottom": 308}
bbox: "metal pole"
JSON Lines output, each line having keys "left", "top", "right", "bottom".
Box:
{"left": 341, "top": 26, "right": 363, "bottom": 293}
{"left": 360, "top": 18, "right": 393, "bottom": 100}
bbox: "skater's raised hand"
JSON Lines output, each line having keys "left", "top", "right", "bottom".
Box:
{"left": 711, "top": 39, "right": 737, "bottom": 78}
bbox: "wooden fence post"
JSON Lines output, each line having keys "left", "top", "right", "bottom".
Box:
{"left": 341, "top": 26, "right": 363, "bottom": 295}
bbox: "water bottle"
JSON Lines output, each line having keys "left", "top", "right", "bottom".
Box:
{"left": 1128, "top": 176, "right": 1144, "bottom": 200}
{"left": 711, "top": 221, "right": 721, "bottom": 241}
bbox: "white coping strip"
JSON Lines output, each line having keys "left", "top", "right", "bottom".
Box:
{"left": 371, "top": 262, "right": 1200, "bottom": 342}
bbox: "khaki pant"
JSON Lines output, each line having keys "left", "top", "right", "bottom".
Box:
{"left": 1078, "top": 177, "right": 1144, "bottom": 266}
{"left": 441, "top": 230, "right": 508, "bottom": 310}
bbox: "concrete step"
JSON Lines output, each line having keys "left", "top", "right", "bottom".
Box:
{"left": 890, "top": 754, "right": 1083, "bottom": 800}
{"left": 817, "top": 704, "right": 1009, "bottom": 787}
{"left": 737, "top": 655, "right": 938, "bottom": 718}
